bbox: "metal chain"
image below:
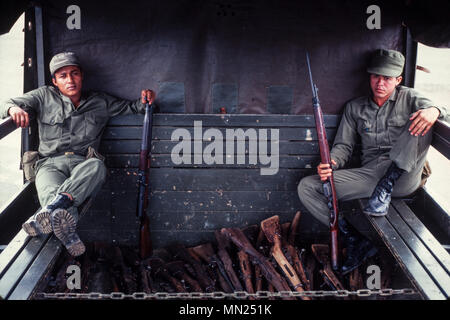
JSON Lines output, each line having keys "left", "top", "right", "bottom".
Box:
{"left": 38, "top": 288, "right": 417, "bottom": 300}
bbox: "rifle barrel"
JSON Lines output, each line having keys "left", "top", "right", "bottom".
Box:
{"left": 305, "top": 52, "right": 317, "bottom": 98}
{"left": 137, "top": 100, "right": 154, "bottom": 259}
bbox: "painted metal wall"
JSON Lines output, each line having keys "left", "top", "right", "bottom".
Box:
{"left": 40, "top": 0, "right": 406, "bottom": 114}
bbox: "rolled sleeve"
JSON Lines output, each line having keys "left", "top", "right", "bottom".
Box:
{"left": 0, "top": 87, "right": 43, "bottom": 119}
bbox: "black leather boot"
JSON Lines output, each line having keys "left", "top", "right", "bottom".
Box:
{"left": 363, "top": 162, "right": 405, "bottom": 217}
{"left": 22, "top": 193, "right": 74, "bottom": 236}
{"left": 339, "top": 217, "right": 378, "bottom": 275}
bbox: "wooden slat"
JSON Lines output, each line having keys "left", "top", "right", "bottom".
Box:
{"left": 8, "top": 236, "right": 62, "bottom": 300}
{"left": 110, "top": 190, "right": 302, "bottom": 212}
{"left": 107, "top": 168, "right": 310, "bottom": 192}
{"left": 0, "top": 234, "right": 50, "bottom": 299}
{"left": 145, "top": 209, "right": 321, "bottom": 232}
{"left": 359, "top": 199, "right": 446, "bottom": 300}
{"left": 102, "top": 126, "right": 336, "bottom": 141}
{"left": 432, "top": 131, "right": 450, "bottom": 160}
{"left": 0, "top": 230, "right": 30, "bottom": 278}
{"left": 431, "top": 120, "right": 450, "bottom": 160}
{"left": 106, "top": 113, "right": 340, "bottom": 128}
{"left": 391, "top": 199, "right": 450, "bottom": 274}
{"left": 106, "top": 154, "right": 320, "bottom": 169}
{"left": 0, "top": 117, "right": 17, "bottom": 140}
{"left": 100, "top": 140, "right": 320, "bottom": 155}
{"left": 386, "top": 205, "right": 450, "bottom": 297}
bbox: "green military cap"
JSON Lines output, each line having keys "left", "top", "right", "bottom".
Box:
{"left": 367, "top": 49, "right": 405, "bottom": 77}
{"left": 49, "top": 52, "right": 81, "bottom": 76}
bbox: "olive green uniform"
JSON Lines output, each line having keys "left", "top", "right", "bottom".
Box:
{"left": 298, "top": 85, "right": 448, "bottom": 226}
{"left": 0, "top": 86, "right": 145, "bottom": 219}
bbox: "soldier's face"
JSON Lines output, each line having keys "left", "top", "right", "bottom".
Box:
{"left": 52, "top": 66, "right": 83, "bottom": 99}
{"left": 370, "top": 74, "right": 402, "bottom": 100}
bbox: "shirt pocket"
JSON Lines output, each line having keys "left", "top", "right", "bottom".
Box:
{"left": 387, "top": 116, "right": 409, "bottom": 144}
{"left": 39, "top": 113, "right": 63, "bottom": 141}
{"left": 357, "top": 118, "right": 373, "bottom": 147}
{"left": 84, "top": 113, "right": 108, "bottom": 140}
{"left": 357, "top": 118, "right": 372, "bottom": 134}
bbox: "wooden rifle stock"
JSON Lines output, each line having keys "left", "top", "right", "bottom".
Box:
{"left": 220, "top": 228, "right": 296, "bottom": 300}
{"left": 191, "top": 243, "right": 234, "bottom": 293}
{"left": 137, "top": 101, "right": 154, "bottom": 259}
{"left": 260, "top": 216, "right": 311, "bottom": 300}
{"left": 214, "top": 230, "right": 244, "bottom": 291}
{"left": 306, "top": 53, "right": 340, "bottom": 271}
{"left": 166, "top": 261, "right": 204, "bottom": 293}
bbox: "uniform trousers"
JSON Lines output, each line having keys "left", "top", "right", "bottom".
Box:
{"left": 297, "top": 124, "right": 433, "bottom": 226}
{"left": 34, "top": 154, "right": 107, "bottom": 222}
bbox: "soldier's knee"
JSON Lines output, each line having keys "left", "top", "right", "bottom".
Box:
{"left": 86, "top": 158, "right": 107, "bottom": 181}
{"left": 297, "top": 175, "right": 316, "bottom": 200}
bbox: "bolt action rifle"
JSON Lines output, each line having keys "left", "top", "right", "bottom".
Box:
{"left": 306, "top": 53, "right": 340, "bottom": 271}
{"left": 137, "top": 99, "right": 154, "bottom": 259}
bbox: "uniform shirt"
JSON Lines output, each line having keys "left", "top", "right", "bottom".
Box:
{"left": 330, "top": 85, "right": 447, "bottom": 169}
{"left": 0, "top": 86, "right": 145, "bottom": 157}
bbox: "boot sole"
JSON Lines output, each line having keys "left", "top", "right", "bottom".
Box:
{"left": 51, "top": 208, "right": 85, "bottom": 257}
{"left": 341, "top": 246, "right": 378, "bottom": 275}
{"left": 36, "top": 211, "right": 53, "bottom": 234}
{"left": 22, "top": 210, "right": 53, "bottom": 236}
{"left": 22, "top": 219, "right": 41, "bottom": 237}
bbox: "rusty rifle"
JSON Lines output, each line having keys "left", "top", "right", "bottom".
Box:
{"left": 137, "top": 99, "right": 154, "bottom": 259}
{"left": 220, "top": 228, "right": 295, "bottom": 299}
{"left": 306, "top": 53, "right": 340, "bottom": 271}
{"left": 260, "top": 216, "right": 311, "bottom": 300}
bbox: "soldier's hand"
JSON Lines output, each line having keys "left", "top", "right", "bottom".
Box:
{"left": 141, "top": 89, "right": 156, "bottom": 105}
{"left": 409, "top": 107, "right": 440, "bottom": 137}
{"left": 317, "top": 159, "right": 337, "bottom": 181}
{"left": 8, "top": 106, "right": 29, "bottom": 128}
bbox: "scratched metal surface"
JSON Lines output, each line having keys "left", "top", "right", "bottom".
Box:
{"left": 41, "top": 0, "right": 406, "bottom": 114}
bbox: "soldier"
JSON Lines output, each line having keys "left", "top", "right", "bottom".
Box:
{"left": 298, "top": 49, "right": 448, "bottom": 274}
{"left": 0, "top": 52, "right": 155, "bottom": 257}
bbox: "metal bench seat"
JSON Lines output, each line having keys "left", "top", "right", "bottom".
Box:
{"left": 0, "top": 198, "right": 92, "bottom": 300}
{"left": 358, "top": 198, "right": 450, "bottom": 300}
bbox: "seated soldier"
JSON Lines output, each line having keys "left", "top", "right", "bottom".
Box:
{"left": 298, "top": 49, "right": 448, "bottom": 274}
{"left": 0, "top": 52, "right": 156, "bottom": 257}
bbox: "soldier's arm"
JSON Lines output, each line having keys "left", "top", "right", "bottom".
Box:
{"left": 407, "top": 89, "right": 447, "bottom": 136}
{"left": 104, "top": 90, "right": 155, "bottom": 117}
{"left": 329, "top": 102, "right": 358, "bottom": 170}
{"left": 0, "top": 88, "right": 43, "bottom": 127}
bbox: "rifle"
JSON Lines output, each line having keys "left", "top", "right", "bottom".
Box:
{"left": 146, "top": 257, "right": 188, "bottom": 293}
{"left": 165, "top": 261, "right": 204, "bottom": 293}
{"left": 191, "top": 243, "right": 234, "bottom": 293}
{"left": 260, "top": 216, "right": 311, "bottom": 300}
{"left": 220, "top": 228, "right": 296, "bottom": 300}
{"left": 214, "top": 230, "right": 244, "bottom": 291}
{"left": 306, "top": 52, "right": 340, "bottom": 271}
{"left": 311, "top": 244, "right": 345, "bottom": 292}
{"left": 137, "top": 99, "right": 154, "bottom": 259}
{"left": 168, "top": 243, "right": 217, "bottom": 292}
